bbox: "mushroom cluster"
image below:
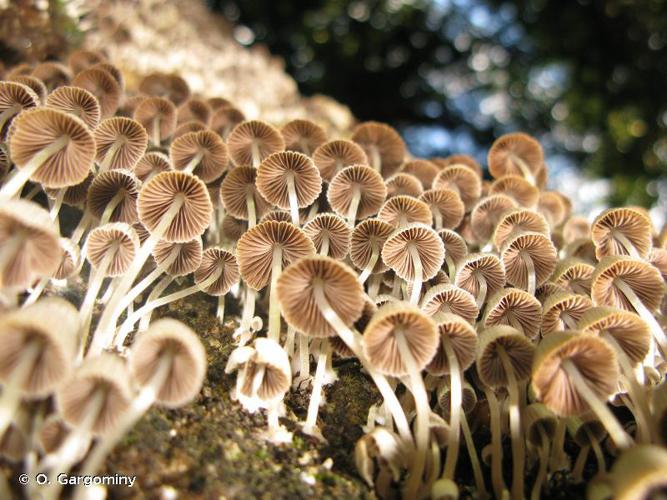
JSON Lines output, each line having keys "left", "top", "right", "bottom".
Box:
{"left": 0, "top": 49, "right": 666, "bottom": 500}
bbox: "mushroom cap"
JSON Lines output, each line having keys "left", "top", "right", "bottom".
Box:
{"left": 470, "top": 194, "right": 518, "bottom": 243}
{"left": 476, "top": 325, "right": 535, "bottom": 387}
{"left": 313, "top": 139, "right": 368, "bottom": 182}
{"left": 493, "top": 208, "right": 551, "bottom": 249}
{"left": 386, "top": 173, "right": 423, "bottom": 199}
{"left": 138, "top": 171, "right": 212, "bottom": 243}
{"left": 237, "top": 221, "right": 315, "bottom": 290}
{"left": 56, "top": 353, "right": 132, "bottom": 435}
{"left": 133, "top": 96, "right": 177, "bottom": 142}
{"left": 551, "top": 258, "right": 594, "bottom": 296}
{"left": 8, "top": 75, "right": 47, "bottom": 104}
{"left": 591, "top": 256, "right": 664, "bottom": 313}
{"left": 649, "top": 247, "right": 667, "bottom": 280}
{"left": 207, "top": 97, "right": 232, "bottom": 110}
{"left": 0, "top": 297, "right": 78, "bottom": 396}
{"left": 563, "top": 216, "right": 591, "bottom": 245}
{"left": 426, "top": 313, "right": 478, "bottom": 376}
{"left": 483, "top": 288, "right": 542, "bottom": 340}
{"left": 381, "top": 223, "right": 445, "bottom": 282}
{"left": 256, "top": 151, "right": 322, "bottom": 210}
{"left": 173, "top": 120, "right": 207, "bottom": 140}
{"left": 523, "top": 403, "right": 558, "bottom": 446}
{"left": 349, "top": 218, "right": 394, "bottom": 274}
{"left": 538, "top": 191, "right": 568, "bottom": 228}
{"left": 418, "top": 188, "right": 465, "bottom": 230}
{"left": 421, "top": 283, "right": 479, "bottom": 323}
{"left": 90, "top": 62, "right": 124, "bottom": 91}
{"left": 591, "top": 207, "right": 653, "bottom": 260}
{"left": 45, "top": 85, "right": 101, "bottom": 130}
{"left": 68, "top": 49, "right": 107, "bottom": 74}
{"left": 42, "top": 168, "right": 94, "bottom": 207}
{"left": 139, "top": 72, "right": 190, "bottom": 106}
{"left": 331, "top": 297, "right": 377, "bottom": 358}
{"left": 5, "top": 63, "right": 33, "bottom": 80}
{"left": 454, "top": 253, "right": 506, "bottom": 301}
{"left": 277, "top": 255, "right": 365, "bottom": 338}
{"left": 0, "top": 81, "right": 40, "bottom": 138}
{"left": 490, "top": 175, "right": 540, "bottom": 208}
{"left": 433, "top": 165, "right": 482, "bottom": 211}
{"left": 130, "top": 318, "right": 207, "bottom": 407}
{"left": 260, "top": 209, "right": 293, "bottom": 224}
{"left": 303, "top": 212, "right": 352, "bottom": 259}
{"left": 9, "top": 108, "right": 95, "bottom": 188}
{"left": 564, "top": 237, "right": 598, "bottom": 264}
{"left": 532, "top": 331, "right": 618, "bottom": 417}
{"left": 542, "top": 291, "right": 593, "bottom": 336}
{"left": 86, "top": 223, "right": 139, "bottom": 276}
{"left": 281, "top": 119, "right": 327, "bottom": 155}
{"left": 487, "top": 132, "right": 544, "bottom": 180}
{"left": 94, "top": 117, "right": 148, "bottom": 171}
{"left": 194, "top": 247, "right": 240, "bottom": 295}
{"left": 219, "top": 165, "right": 271, "bottom": 221}
{"left": 362, "top": 302, "right": 438, "bottom": 376}
{"left": 31, "top": 62, "right": 72, "bottom": 90}
{"left": 328, "top": 164, "right": 387, "bottom": 220}
{"left": 177, "top": 97, "right": 212, "bottom": 125}
{"left": 610, "top": 445, "right": 667, "bottom": 500}
{"left": 501, "top": 231, "right": 558, "bottom": 291}
{"left": 437, "top": 229, "right": 469, "bottom": 265}
{"left": 401, "top": 159, "right": 439, "bottom": 188}
{"left": 87, "top": 169, "right": 140, "bottom": 224}
{"left": 221, "top": 214, "right": 248, "bottom": 242}
{"left": 431, "top": 154, "right": 483, "bottom": 177}
{"left": 71, "top": 67, "right": 121, "bottom": 118}
{"left": 351, "top": 121, "right": 406, "bottom": 178}
{"left": 578, "top": 306, "right": 651, "bottom": 364}
{"left": 170, "top": 130, "right": 228, "bottom": 183}
{"left": 0, "top": 199, "right": 60, "bottom": 288}
{"left": 378, "top": 195, "right": 432, "bottom": 228}
{"left": 134, "top": 151, "right": 172, "bottom": 181}
{"left": 153, "top": 237, "right": 203, "bottom": 277}
{"left": 437, "top": 379, "right": 478, "bottom": 419}
{"left": 53, "top": 238, "right": 80, "bottom": 280}
{"left": 227, "top": 120, "right": 285, "bottom": 167}
{"left": 210, "top": 105, "right": 245, "bottom": 139}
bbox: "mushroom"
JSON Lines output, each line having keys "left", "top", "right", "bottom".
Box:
{"left": 312, "top": 139, "right": 368, "bottom": 182}
{"left": 433, "top": 165, "right": 482, "bottom": 212}
{"left": 139, "top": 72, "right": 190, "bottom": 105}
{"left": 86, "top": 169, "right": 141, "bottom": 227}
{"left": 303, "top": 212, "right": 351, "bottom": 258}
{"left": 351, "top": 121, "right": 406, "bottom": 178}
{"left": 591, "top": 207, "right": 653, "bottom": 260}
{"left": 421, "top": 283, "right": 479, "bottom": 323}
{"left": 551, "top": 257, "right": 594, "bottom": 296}
{"left": 493, "top": 207, "right": 551, "bottom": 251}
{"left": 210, "top": 105, "right": 245, "bottom": 139}
{"left": 22, "top": 237, "right": 80, "bottom": 306}
{"left": 524, "top": 403, "right": 557, "bottom": 499}
{"left": 8, "top": 75, "right": 47, "bottom": 104}
{"left": 378, "top": 194, "right": 432, "bottom": 228}
{"left": 227, "top": 119, "right": 285, "bottom": 167}
{"left": 177, "top": 97, "right": 212, "bottom": 125}
{"left": 90, "top": 62, "right": 124, "bottom": 91}
{"left": 362, "top": 302, "right": 438, "bottom": 498}
{"left": 432, "top": 154, "right": 483, "bottom": 177}
{"left": 173, "top": 119, "right": 207, "bottom": 139}
{"left": 381, "top": 223, "right": 445, "bottom": 305}
{"left": 67, "top": 49, "right": 106, "bottom": 74}
{"left": 134, "top": 151, "right": 172, "bottom": 182}
{"left": 488, "top": 132, "right": 544, "bottom": 185}
{"left": 532, "top": 331, "right": 633, "bottom": 448}
{"left": 568, "top": 415, "right": 607, "bottom": 483}
{"left": 490, "top": 175, "right": 540, "bottom": 208}
{"left": 437, "top": 228, "right": 468, "bottom": 281}
{"left": 93, "top": 116, "right": 148, "bottom": 171}
{"left": 170, "top": 130, "right": 228, "bottom": 182}
{"left": 280, "top": 118, "right": 327, "bottom": 156}
{"left": 401, "top": 159, "right": 439, "bottom": 189}
{"left": 500, "top": 231, "right": 557, "bottom": 295}
{"left": 328, "top": 164, "right": 387, "bottom": 227}
{"left": 355, "top": 427, "right": 408, "bottom": 498}
{"left": 483, "top": 287, "right": 542, "bottom": 340}
{"left": 133, "top": 96, "right": 177, "bottom": 147}
{"left": 470, "top": 194, "right": 519, "bottom": 249}
{"left": 386, "top": 172, "right": 424, "bottom": 199}
{"left": 563, "top": 216, "right": 591, "bottom": 245}
{"left": 349, "top": 218, "right": 394, "bottom": 286}
{"left": 1, "top": 108, "right": 95, "bottom": 201}
{"left": 477, "top": 325, "right": 535, "bottom": 500}
{"left": 454, "top": 253, "right": 506, "bottom": 309}
{"left": 220, "top": 165, "right": 271, "bottom": 228}
{"left": 0, "top": 81, "right": 39, "bottom": 138}
{"left": 542, "top": 291, "right": 593, "bottom": 334}
{"left": 418, "top": 188, "right": 465, "bottom": 231}
{"left": 45, "top": 85, "right": 101, "bottom": 130}
{"left": 609, "top": 445, "right": 667, "bottom": 499}
{"left": 71, "top": 66, "right": 121, "bottom": 118}
{"left": 256, "top": 151, "right": 322, "bottom": 226}
{"left": 537, "top": 191, "right": 568, "bottom": 229}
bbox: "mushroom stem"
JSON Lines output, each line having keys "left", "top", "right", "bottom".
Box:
{"left": 22, "top": 278, "right": 50, "bottom": 307}
{"left": 99, "top": 140, "right": 124, "bottom": 172}
{"left": 48, "top": 189, "right": 65, "bottom": 222}
{"left": 114, "top": 268, "right": 223, "bottom": 347}
{"left": 297, "top": 333, "right": 310, "bottom": 383}
{"left": 433, "top": 210, "right": 443, "bottom": 230}
{"left": 391, "top": 273, "right": 401, "bottom": 298}
{"left": 70, "top": 212, "right": 92, "bottom": 246}
{"left": 303, "top": 341, "right": 330, "bottom": 436}
{"left": 561, "top": 312, "right": 578, "bottom": 331}
{"left": 251, "top": 141, "right": 261, "bottom": 168}
{"left": 284, "top": 325, "right": 296, "bottom": 357}
{"left": 89, "top": 195, "right": 186, "bottom": 355}
{"left": 0, "top": 105, "right": 20, "bottom": 132}
{"left": 613, "top": 278, "right": 667, "bottom": 354}
{"left": 368, "top": 274, "right": 381, "bottom": 298}
{"left": 549, "top": 418, "right": 568, "bottom": 472}
{"left": 530, "top": 426, "right": 550, "bottom": 500}
{"left": 358, "top": 245, "right": 379, "bottom": 284}
{"left": 442, "top": 338, "right": 462, "bottom": 481}
{"left": 483, "top": 384, "right": 507, "bottom": 499}
{"left": 407, "top": 244, "right": 423, "bottom": 306}
{"left": 151, "top": 116, "right": 161, "bottom": 147}
{"left": 498, "top": 346, "right": 525, "bottom": 500}
{"left": 268, "top": 246, "right": 283, "bottom": 343}
{"left": 286, "top": 174, "right": 300, "bottom": 226}
{"left": 306, "top": 202, "right": 319, "bottom": 223}
{"left": 510, "top": 154, "right": 535, "bottom": 185}
{"left": 217, "top": 295, "right": 226, "bottom": 325}
{"left": 521, "top": 251, "right": 536, "bottom": 296}
{"left": 572, "top": 444, "right": 590, "bottom": 483}
{"left": 100, "top": 190, "right": 125, "bottom": 225}
{"left": 561, "top": 359, "right": 633, "bottom": 448}
{"left": 237, "top": 284, "right": 257, "bottom": 345}
{"left": 0, "top": 341, "right": 41, "bottom": 437}
{"left": 370, "top": 147, "right": 381, "bottom": 172}
{"left": 246, "top": 190, "right": 257, "bottom": 228}
{"left": 0, "top": 135, "right": 68, "bottom": 202}
{"left": 461, "top": 410, "right": 489, "bottom": 499}
{"left": 475, "top": 273, "right": 488, "bottom": 309}
{"left": 445, "top": 254, "right": 456, "bottom": 282}
{"left": 587, "top": 427, "right": 606, "bottom": 474}
{"left": 319, "top": 235, "right": 330, "bottom": 257}
{"left": 138, "top": 274, "right": 173, "bottom": 332}
{"left": 612, "top": 231, "right": 640, "bottom": 259}
{"left": 311, "top": 283, "right": 414, "bottom": 448}
{"left": 183, "top": 151, "right": 205, "bottom": 175}
{"left": 347, "top": 186, "right": 361, "bottom": 228}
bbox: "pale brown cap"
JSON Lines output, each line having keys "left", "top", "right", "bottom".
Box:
{"left": 524, "top": 403, "right": 557, "bottom": 447}
{"left": 86, "top": 222, "right": 139, "bottom": 276}
{"left": 538, "top": 191, "right": 568, "bottom": 228}
{"left": 256, "top": 151, "right": 322, "bottom": 210}
{"left": 170, "top": 130, "right": 228, "bottom": 182}
{"left": 130, "top": 318, "right": 207, "bottom": 407}
{"left": 476, "top": 325, "right": 535, "bottom": 387}
{"left": 493, "top": 208, "right": 550, "bottom": 249}
{"left": 455, "top": 253, "right": 506, "bottom": 302}
{"left": 68, "top": 49, "right": 106, "bottom": 74}
{"left": 551, "top": 258, "right": 594, "bottom": 296}
{"left": 426, "top": 313, "right": 478, "bottom": 376}
{"left": 138, "top": 171, "right": 213, "bottom": 243}
{"left": 470, "top": 195, "right": 518, "bottom": 243}
{"left": 31, "top": 62, "right": 72, "bottom": 91}
{"left": 488, "top": 133, "right": 544, "bottom": 181}
{"left": 134, "top": 152, "right": 172, "bottom": 182}
{"left": 431, "top": 154, "right": 483, "bottom": 178}
{"left": 542, "top": 291, "right": 593, "bottom": 336}
{"left": 349, "top": 218, "right": 394, "bottom": 274}
{"left": 259, "top": 209, "right": 293, "bottom": 224}
{"left": 53, "top": 238, "right": 80, "bottom": 280}
{"left": 351, "top": 121, "right": 406, "bottom": 178}
{"left": 437, "top": 378, "right": 478, "bottom": 421}
{"left": 94, "top": 117, "right": 148, "bottom": 171}
{"left": 133, "top": 96, "right": 177, "bottom": 143}
{"left": 564, "top": 237, "right": 597, "bottom": 264}
{"left": 90, "top": 62, "right": 125, "bottom": 91}
{"left": 45, "top": 85, "right": 101, "bottom": 130}
{"left": 173, "top": 120, "right": 207, "bottom": 140}
{"left": 177, "top": 97, "right": 213, "bottom": 125}
{"left": 139, "top": 72, "right": 190, "bottom": 106}
{"left": 386, "top": 173, "right": 423, "bottom": 199}
{"left": 277, "top": 256, "right": 364, "bottom": 338}
{"left": 237, "top": 221, "right": 315, "bottom": 290}
{"left": 591, "top": 207, "right": 653, "bottom": 260}
{"left": 0, "top": 297, "right": 78, "bottom": 397}
{"left": 210, "top": 105, "right": 245, "bottom": 139}
{"left": 649, "top": 247, "right": 667, "bottom": 280}
{"left": 44, "top": 169, "right": 94, "bottom": 208}
{"left": 401, "top": 159, "right": 439, "bottom": 188}
{"left": 87, "top": 169, "right": 140, "bottom": 224}
{"left": 328, "top": 164, "right": 387, "bottom": 221}
{"left": 153, "top": 237, "right": 203, "bottom": 277}
{"left": 303, "top": 212, "right": 352, "bottom": 259}
{"left": 421, "top": 283, "right": 479, "bottom": 323}
{"left": 207, "top": 97, "right": 231, "bottom": 111}
{"left": 381, "top": 223, "right": 444, "bottom": 282}
{"left": 312, "top": 139, "right": 368, "bottom": 182}
{"left": 437, "top": 229, "right": 468, "bottom": 267}
{"left": 9, "top": 108, "right": 95, "bottom": 188}
{"left": 71, "top": 67, "right": 121, "bottom": 118}
{"left": 419, "top": 188, "right": 464, "bottom": 230}
{"left": 483, "top": 288, "right": 542, "bottom": 340}
{"left": 221, "top": 214, "right": 248, "bottom": 242}
{"left": 378, "top": 195, "right": 432, "bottom": 228}
{"left": 489, "top": 175, "right": 540, "bottom": 208}
{"left": 281, "top": 119, "right": 327, "bottom": 156}
{"left": 194, "top": 247, "right": 240, "bottom": 295}
{"left": 227, "top": 120, "right": 285, "bottom": 167}
{"left": 532, "top": 331, "right": 618, "bottom": 417}
{"left": 220, "top": 166, "right": 271, "bottom": 221}
{"left": 501, "top": 231, "right": 558, "bottom": 291}
{"left": 6, "top": 76, "right": 45, "bottom": 107}
{"left": 331, "top": 297, "right": 377, "bottom": 358}
{"left": 362, "top": 302, "right": 438, "bottom": 376}
{"left": 433, "top": 165, "right": 482, "bottom": 211}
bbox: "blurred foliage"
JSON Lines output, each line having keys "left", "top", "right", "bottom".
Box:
{"left": 209, "top": 0, "right": 667, "bottom": 206}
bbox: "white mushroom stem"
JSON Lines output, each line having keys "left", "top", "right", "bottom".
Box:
{"left": 236, "top": 284, "right": 257, "bottom": 345}
{"left": 358, "top": 245, "right": 379, "bottom": 284}
{"left": 99, "top": 139, "right": 125, "bottom": 172}
{"left": 432, "top": 209, "right": 443, "bottom": 230}
{"left": 217, "top": 295, "right": 226, "bottom": 325}
{"left": 312, "top": 283, "right": 414, "bottom": 449}
{"left": 100, "top": 190, "right": 126, "bottom": 225}
{"left": 306, "top": 202, "right": 319, "bottom": 223}
{"left": 461, "top": 410, "right": 489, "bottom": 499}
{"left": 561, "top": 359, "right": 633, "bottom": 448}
{"left": 285, "top": 173, "right": 300, "bottom": 226}
{"left": 369, "top": 147, "right": 381, "bottom": 172}
{"left": 475, "top": 272, "right": 488, "bottom": 309}
{"left": 498, "top": 346, "right": 525, "bottom": 500}
{"left": 284, "top": 325, "right": 296, "bottom": 357}
{"left": 407, "top": 244, "right": 423, "bottom": 306}
{"left": 483, "top": 384, "right": 507, "bottom": 499}
{"left": 0, "top": 136, "right": 68, "bottom": 202}
{"left": 114, "top": 268, "right": 222, "bottom": 347}
{"left": 303, "top": 340, "right": 330, "bottom": 435}
{"left": 138, "top": 274, "right": 174, "bottom": 332}
{"left": 319, "top": 234, "right": 330, "bottom": 257}
{"left": 296, "top": 333, "right": 310, "bottom": 382}
{"left": 268, "top": 246, "right": 283, "bottom": 343}
{"left": 445, "top": 254, "right": 456, "bottom": 282}
{"left": 530, "top": 426, "right": 550, "bottom": 500}
{"left": 246, "top": 190, "right": 257, "bottom": 228}
{"left": 613, "top": 278, "right": 667, "bottom": 354}
{"left": 48, "top": 189, "right": 65, "bottom": 221}
{"left": 612, "top": 231, "right": 640, "bottom": 259}
{"left": 587, "top": 427, "right": 606, "bottom": 474}
{"left": 368, "top": 274, "right": 381, "bottom": 298}
{"left": 347, "top": 186, "right": 361, "bottom": 228}
{"left": 394, "top": 329, "right": 429, "bottom": 499}
{"left": 441, "top": 338, "right": 461, "bottom": 481}
{"left": 89, "top": 195, "right": 186, "bottom": 355}
{"left": 251, "top": 142, "right": 261, "bottom": 168}
{"left": 0, "top": 341, "right": 41, "bottom": 437}
{"left": 510, "top": 154, "right": 535, "bottom": 185}
{"left": 549, "top": 418, "right": 568, "bottom": 472}
{"left": 151, "top": 116, "right": 161, "bottom": 146}
{"left": 22, "top": 278, "right": 49, "bottom": 307}
{"left": 0, "top": 105, "right": 20, "bottom": 132}
{"left": 70, "top": 212, "right": 93, "bottom": 246}
{"left": 561, "top": 312, "right": 578, "bottom": 331}
{"left": 521, "top": 251, "right": 536, "bottom": 296}
{"left": 183, "top": 151, "right": 205, "bottom": 175}
{"left": 571, "top": 444, "right": 589, "bottom": 483}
